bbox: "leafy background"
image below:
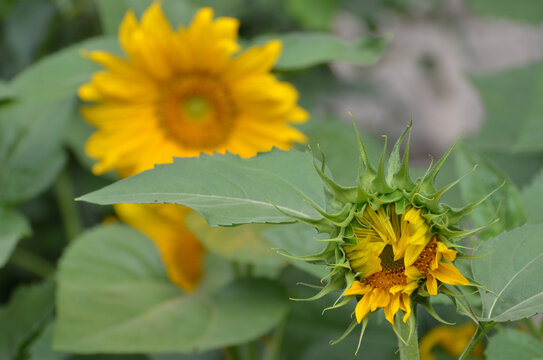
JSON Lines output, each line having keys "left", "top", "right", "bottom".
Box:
{"left": 2, "top": 0, "right": 543, "bottom": 359}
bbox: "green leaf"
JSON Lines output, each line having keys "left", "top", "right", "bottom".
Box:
{"left": 522, "top": 168, "right": 543, "bottom": 224}
{"left": 10, "top": 36, "right": 119, "bottom": 102}
{"left": 0, "top": 207, "right": 30, "bottom": 267}
{"left": 485, "top": 328, "right": 543, "bottom": 360}
{"left": 185, "top": 212, "right": 284, "bottom": 269}
{"left": 78, "top": 149, "right": 327, "bottom": 226}
{"left": 0, "top": 100, "right": 72, "bottom": 204}
{"left": 455, "top": 144, "right": 525, "bottom": 240}
{"left": 0, "top": 281, "right": 55, "bottom": 360}
{"left": 473, "top": 224, "right": 543, "bottom": 322}
{"left": 469, "top": 61, "right": 543, "bottom": 151}
{"left": 467, "top": 0, "right": 543, "bottom": 23}
{"left": 264, "top": 223, "right": 328, "bottom": 279}
{"left": 0, "top": 80, "right": 14, "bottom": 100}
{"left": 252, "top": 33, "right": 388, "bottom": 71}
{"left": 285, "top": 0, "right": 340, "bottom": 30}
{"left": 28, "top": 322, "right": 69, "bottom": 360}
{"left": 54, "top": 224, "right": 289, "bottom": 353}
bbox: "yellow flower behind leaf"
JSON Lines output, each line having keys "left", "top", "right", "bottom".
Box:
{"left": 115, "top": 203, "right": 204, "bottom": 292}
{"left": 79, "top": 3, "right": 308, "bottom": 177}
{"left": 419, "top": 323, "right": 484, "bottom": 360}
{"left": 80, "top": 3, "right": 308, "bottom": 292}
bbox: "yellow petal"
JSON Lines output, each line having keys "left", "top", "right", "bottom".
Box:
{"left": 115, "top": 203, "right": 204, "bottom": 292}
{"left": 432, "top": 262, "right": 469, "bottom": 286}
{"left": 354, "top": 292, "right": 373, "bottom": 323}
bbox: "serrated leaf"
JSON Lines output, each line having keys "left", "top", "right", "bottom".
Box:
{"left": 252, "top": 33, "right": 388, "bottom": 71}
{"left": 0, "top": 207, "right": 30, "bottom": 267}
{"left": 0, "top": 100, "right": 72, "bottom": 204}
{"left": 10, "top": 36, "right": 119, "bottom": 102}
{"left": 54, "top": 224, "right": 289, "bottom": 353}
{"left": 0, "top": 281, "right": 55, "bottom": 360}
{"left": 473, "top": 224, "right": 543, "bottom": 322}
{"left": 485, "top": 328, "right": 543, "bottom": 360}
{"left": 455, "top": 144, "right": 525, "bottom": 240}
{"left": 78, "top": 149, "right": 326, "bottom": 226}
{"left": 522, "top": 168, "right": 543, "bottom": 224}
{"left": 185, "top": 211, "right": 284, "bottom": 269}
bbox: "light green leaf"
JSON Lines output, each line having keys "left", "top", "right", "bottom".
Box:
{"left": 0, "top": 281, "right": 55, "bottom": 360}
{"left": 54, "top": 224, "right": 289, "bottom": 353}
{"left": 0, "top": 207, "right": 30, "bottom": 267}
{"left": 455, "top": 144, "right": 525, "bottom": 240}
{"left": 10, "top": 36, "right": 119, "bottom": 102}
{"left": 467, "top": 0, "right": 543, "bottom": 23}
{"left": 264, "top": 223, "right": 328, "bottom": 279}
{"left": 0, "top": 100, "right": 72, "bottom": 204}
{"left": 470, "top": 61, "right": 543, "bottom": 151}
{"left": 522, "top": 168, "right": 543, "bottom": 224}
{"left": 185, "top": 212, "right": 284, "bottom": 269}
{"left": 473, "top": 224, "right": 543, "bottom": 322}
{"left": 253, "top": 33, "right": 388, "bottom": 71}
{"left": 78, "top": 149, "right": 326, "bottom": 226}
{"left": 285, "top": 0, "right": 340, "bottom": 30}
{"left": 485, "top": 328, "right": 543, "bottom": 360}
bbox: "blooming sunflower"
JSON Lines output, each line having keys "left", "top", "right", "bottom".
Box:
{"left": 79, "top": 3, "right": 308, "bottom": 292}
{"left": 79, "top": 2, "right": 308, "bottom": 177}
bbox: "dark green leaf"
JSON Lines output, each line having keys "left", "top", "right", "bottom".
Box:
{"left": 0, "top": 207, "right": 30, "bottom": 267}
{"left": 0, "top": 100, "right": 72, "bottom": 204}
{"left": 28, "top": 322, "right": 69, "bottom": 360}
{"left": 78, "top": 149, "right": 327, "bottom": 226}
{"left": 10, "top": 36, "right": 119, "bottom": 102}
{"left": 0, "top": 281, "right": 55, "bottom": 360}
{"left": 54, "top": 224, "right": 289, "bottom": 353}
{"left": 485, "top": 328, "right": 543, "bottom": 360}
{"left": 467, "top": 0, "right": 543, "bottom": 23}
{"left": 469, "top": 61, "right": 543, "bottom": 152}
{"left": 455, "top": 145, "right": 525, "bottom": 240}
{"left": 473, "top": 224, "right": 543, "bottom": 322}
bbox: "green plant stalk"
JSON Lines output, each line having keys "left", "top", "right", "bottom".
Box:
{"left": 522, "top": 318, "right": 540, "bottom": 340}
{"left": 396, "top": 313, "right": 420, "bottom": 360}
{"left": 263, "top": 313, "right": 289, "bottom": 360}
{"left": 459, "top": 322, "right": 495, "bottom": 360}
{"left": 54, "top": 166, "right": 83, "bottom": 242}
{"left": 9, "top": 248, "right": 55, "bottom": 278}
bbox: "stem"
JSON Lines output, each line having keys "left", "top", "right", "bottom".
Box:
{"left": 263, "top": 313, "right": 289, "bottom": 360}
{"left": 459, "top": 322, "right": 495, "bottom": 360}
{"left": 9, "top": 248, "right": 55, "bottom": 278}
{"left": 395, "top": 311, "right": 420, "bottom": 360}
{"left": 522, "top": 318, "right": 540, "bottom": 340}
{"left": 54, "top": 166, "right": 82, "bottom": 242}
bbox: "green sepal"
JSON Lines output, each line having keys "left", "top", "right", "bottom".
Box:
{"left": 290, "top": 273, "right": 345, "bottom": 301}
{"left": 418, "top": 137, "right": 459, "bottom": 195}
{"left": 371, "top": 135, "right": 394, "bottom": 194}
{"left": 391, "top": 122, "right": 415, "bottom": 191}
{"left": 418, "top": 296, "right": 455, "bottom": 325}
{"left": 268, "top": 201, "right": 335, "bottom": 233}
{"left": 355, "top": 317, "right": 369, "bottom": 356}
{"left": 351, "top": 116, "right": 376, "bottom": 186}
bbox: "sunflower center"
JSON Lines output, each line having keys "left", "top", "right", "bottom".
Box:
{"left": 379, "top": 245, "right": 404, "bottom": 272}
{"left": 159, "top": 74, "right": 237, "bottom": 149}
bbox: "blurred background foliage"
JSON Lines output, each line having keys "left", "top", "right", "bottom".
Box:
{"left": 1, "top": 0, "right": 543, "bottom": 359}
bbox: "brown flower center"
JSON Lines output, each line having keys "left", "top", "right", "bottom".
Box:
{"left": 158, "top": 74, "right": 237, "bottom": 149}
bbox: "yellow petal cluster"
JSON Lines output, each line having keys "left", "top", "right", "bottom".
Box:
{"left": 419, "top": 323, "right": 484, "bottom": 360}
{"left": 344, "top": 205, "right": 469, "bottom": 324}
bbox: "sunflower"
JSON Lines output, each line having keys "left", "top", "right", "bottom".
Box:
{"left": 343, "top": 205, "right": 468, "bottom": 324}
{"left": 79, "top": 2, "right": 308, "bottom": 177}
{"left": 80, "top": 3, "right": 308, "bottom": 292}
{"left": 419, "top": 323, "right": 484, "bottom": 360}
